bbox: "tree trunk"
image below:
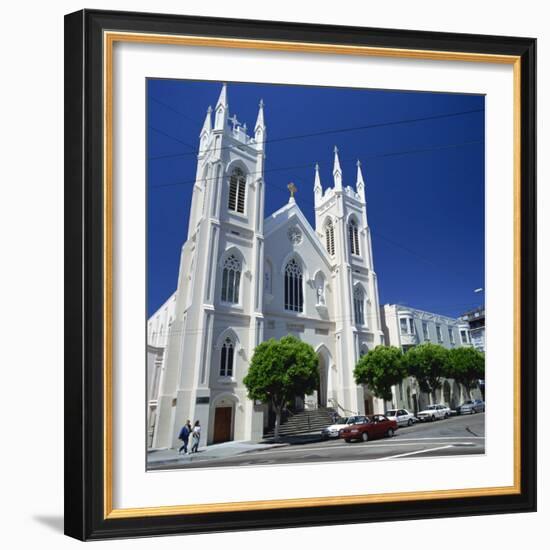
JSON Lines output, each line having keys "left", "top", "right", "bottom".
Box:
{"left": 274, "top": 406, "right": 282, "bottom": 441}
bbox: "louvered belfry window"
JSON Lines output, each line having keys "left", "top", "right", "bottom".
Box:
{"left": 228, "top": 168, "right": 246, "bottom": 214}
{"left": 220, "top": 337, "right": 234, "bottom": 377}
{"left": 221, "top": 254, "right": 242, "bottom": 303}
{"left": 325, "top": 218, "right": 335, "bottom": 256}
{"left": 353, "top": 286, "right": 365, "bottom": 325}
{"left": 284, "top": 258, "right": 304, "bottom": 312}
{"left": 349, "top": 218, "right": 360, "bottom": 255}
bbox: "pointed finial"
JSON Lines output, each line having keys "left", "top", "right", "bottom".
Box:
{"left": 201, "top": 105, "right": 212, "bottom": 135}
{"left": 287, "top": 182, "right": 297, "bottom": 201}
{"left": 333, "top": 146, "right": 342, "bottom": 189}
{"left": 216, "top": 83, "right": 228, "bottom": 108}
{"left": 255, "top": 98, "right": 265, "bottom": 132}
{"left": 356, "top": 159, "right": 365, "bottom": 188}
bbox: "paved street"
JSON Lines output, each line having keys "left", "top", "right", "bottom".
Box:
{"left": 148, "top": 413, "right": 485, "bottom": 470}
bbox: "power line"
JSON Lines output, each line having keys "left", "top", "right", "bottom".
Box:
{"left": 148, "top": 107, "right": 484, "bottom": 161}
{"left": 149, "top": 95, "right": 201, "bottom": 125}
{"left": 149, "top": 138, "right": 483, "bottom": 190}
{"left": 148, "top": 125, "right": 196, "bottom": 152}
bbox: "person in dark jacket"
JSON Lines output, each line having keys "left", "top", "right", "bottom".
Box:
{"left": 178, "top": 420, "right": 192, "bottom": 454}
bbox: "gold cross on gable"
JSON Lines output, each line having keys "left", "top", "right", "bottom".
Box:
{"left": 287, "top": 182, "right": 297, "bottom": 198}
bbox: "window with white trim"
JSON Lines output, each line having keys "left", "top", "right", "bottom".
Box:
{"left": 353, "top": 286, "right": 365, "bottom": 325}
{"left": 422, "top": 321, "right": 429, "bottom": 340}
{"left": 460, "top": 329, "right": 469, "bottom": 344}
{"left": 448, "top": 327, "right": 455, "bottom": 344}
{"left": 324, "top": 218, "right": 335, "bottom": 256}
{"left": 284, "top": 258, "right": 303, "bottom": 312}
{"left": 348, "top": 218, "right": 360, "bottom": 255}
{"left": 221, "top": 254, "right": 242, "bottom": 303}
{"left": 220, "top": 337, "right": 235, "bottom": 377}
{"left": 436, "top": 324, "right": 443, "bottom": 342}
{"left": 228, "top": 168, "right": 246, "bottom": 214}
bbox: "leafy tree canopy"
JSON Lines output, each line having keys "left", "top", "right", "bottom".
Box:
{"left": 403, "top": 343, "right": 451, "bottom": 396}
{"left": 448, "top": 346, "right": 485, "bottom": 390}
{"left": 244, "top": 335, "right": 318, "bottom": 409}
{"left": 353, "top": 345, "right": 407, "bottom": 402}
{"left": 244, "top": 335, "right": 319, "bottom": 439}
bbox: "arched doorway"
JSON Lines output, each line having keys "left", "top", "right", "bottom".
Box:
{"left": 315, "top": 345, "right": 332, "bottom": 408}
{"left": 317, "top": 351, "right": 328, "bottom": 407}
{"left": 211, "top": 395, "right": 236, "bottom": 444}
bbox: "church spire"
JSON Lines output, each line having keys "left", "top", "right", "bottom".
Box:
{"left": 314, "top": 162, "right": 323, "bottom": 206}
{"left": 333, "top": 146, "right": 342, "bottom": 190}
{"left": 201, "top": 105, "right": 212, "bottom": 136}
{"left": 254, "top": 98, "right": 266, "bottom": 148}
{"left": 214, "top": 83, "right": 229, "bottom": 130}
{"left": 255, "top": 99, "right": 265, "bottom": 131}
{"left": 356, "top": 159, "right": 365, "bottom": 202}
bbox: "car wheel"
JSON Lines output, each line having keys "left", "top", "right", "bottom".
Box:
{"left": 361, "top": 432, "right": 369, "bottom": 443}
{"left": 470, "top": 408, "right": 474, "bottom": 415}
{"left": 344, "top": 439, "right": 352, "bottom": 443}
{"left": 386, "top": 428, "right": 394, "bottom": 438}
{"left": 431, "top": 415, "right": 436, "bottom": 422}
{"left": 407, "top": 419, "right": 413, "bottom": 426}
{"left": 444, "top": 413, "right": 449, "bottom": 419}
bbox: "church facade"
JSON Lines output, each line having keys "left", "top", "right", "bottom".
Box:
{"left": 147, "top": 84, "right": 386, "bottom": 450}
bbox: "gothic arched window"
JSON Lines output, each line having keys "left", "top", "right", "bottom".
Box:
{"left": 220, "top": 337, "right": 235, "bottom": 377}
{"left": 221, "top": 254, "right": 242, "bottom": 303}
{"left": 284, "top": 258, "right": 303, "bottom": 312}
{"left": 228, "top": 168, "right": 246, "bottom": 214}
{"left": 354, "top": 286, "right": 365, "bottom": 325}
{"left": 348, "top": 218, "right": 360, "bottom": 256}
{"left": 324, "top": 218, "right": 335, "bottom": 256}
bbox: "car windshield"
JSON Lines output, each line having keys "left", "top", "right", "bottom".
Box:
{"left": 426, "top": 405, "right": 437, "bottom": 410}
{"left": 386, "top": 410, "right": 397, "bottom": 416}
{"left": 335, "top": 418, "right": 349, "bottom": 425}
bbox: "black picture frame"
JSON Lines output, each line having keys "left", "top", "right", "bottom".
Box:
{"left": 64, "top": 9, "right": 536, "bottom": 541}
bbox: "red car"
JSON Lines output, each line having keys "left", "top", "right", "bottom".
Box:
{"left": 339, "top": 414, "right": 397, "bottom": 443}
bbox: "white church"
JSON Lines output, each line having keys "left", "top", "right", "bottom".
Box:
{"left": 147, "top": 83, "right": 389, "bottom": 449}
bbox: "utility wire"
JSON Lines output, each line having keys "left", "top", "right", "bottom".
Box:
{"left": 149, "top": 138, "right": 483, "bottom": 190}
{"left": 148, "top": 107, "right": 484, "bottom": 161}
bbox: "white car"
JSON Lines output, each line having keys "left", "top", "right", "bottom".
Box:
{"left": 416, "top": 404, "right": 451, "bottom": 422}
{"left": 320, "top": 416, "right": 366, "bottom": 440}
{"left": 385, "top": 408, "right": 416, "bottom": 427}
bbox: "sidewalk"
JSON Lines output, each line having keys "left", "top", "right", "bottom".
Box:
{"left": 147, "top": 439, "right": 287, "bottom": 466}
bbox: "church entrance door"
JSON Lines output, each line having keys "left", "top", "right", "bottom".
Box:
{"left": 213, "top": 407, "right": 232, "bottom": 444}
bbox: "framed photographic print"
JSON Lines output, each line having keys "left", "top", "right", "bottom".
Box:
{"left": 64, "top": 9, "right": 536, "bottom": 540}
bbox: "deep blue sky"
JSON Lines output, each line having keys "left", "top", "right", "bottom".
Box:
{"left": 147, "top": 79, "right": 485, "bottom": 319}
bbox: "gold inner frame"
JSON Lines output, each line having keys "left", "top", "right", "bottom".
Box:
{"left": 103, "top": 31, "right": 522, "bottom": 519}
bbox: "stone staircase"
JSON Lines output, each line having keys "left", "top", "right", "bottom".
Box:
{"left": 264, "top": 407, "right": 337, "bottom": 437}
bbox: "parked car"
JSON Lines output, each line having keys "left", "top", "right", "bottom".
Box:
{"left": 339, "top": 414, "right": 398, "bottom": 443}
{"left": 321, "top": 415, "right": 368, "bottom": 440}
{"left": 455, "top": 399, "right": 485, "bottom": 415}
{"left": 416, "top": 404, "right": 451, "bottom": 422}
{"left": 321, "top": 417, "right": 351, "bottom": 440}
{"left": 385, "top": 409, "right": 416, "bottom": 427}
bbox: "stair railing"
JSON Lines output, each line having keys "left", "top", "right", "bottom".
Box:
{"left": 328, "top": 397, "right": 359, "bottom": 417}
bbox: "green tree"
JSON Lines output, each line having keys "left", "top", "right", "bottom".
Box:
{"left": 243, "top": 335, "right": 318, "bottom": 440}
{"left": 403, "top": 343, "right": 451, "bottom": 400}
{"left": 353, "top": 345, "right": 407, "bottom": 402}
{"left": 448, "top": 346, "right": 485, "bottom": 398}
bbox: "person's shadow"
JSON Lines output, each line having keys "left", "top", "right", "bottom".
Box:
{"left": 33, "top": 515, "right": 64, "bottom": 533}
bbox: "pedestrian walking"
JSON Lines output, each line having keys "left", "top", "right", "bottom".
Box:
{"left": 191, "top": 420, "right": 201, "bottom": 453}
{"left": 178, "top": 420, "right": 192, "bottom": 454}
